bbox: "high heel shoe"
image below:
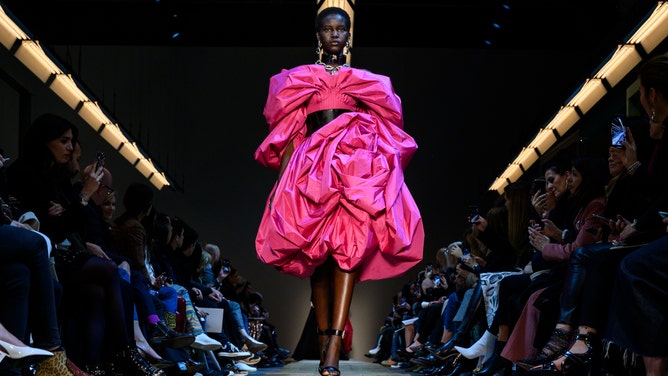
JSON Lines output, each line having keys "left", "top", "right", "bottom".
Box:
{"left": 528, "top": 332, "right": 597, "bottom": 375}
{"left": 0, "top": 339, "right": 53, "bottom": 367}
{"left": 318, "top": 329, "right": 343, "bottom": 376}
{"left": 516, "top": 327, "right": 573, "bottom": 369}
{"left": 317, "top": 328, "right": 329, "bottom": 370}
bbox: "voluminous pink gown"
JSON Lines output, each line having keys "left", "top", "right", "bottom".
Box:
{"left": 254, "top": 64, "right": 424, "bottom": 282}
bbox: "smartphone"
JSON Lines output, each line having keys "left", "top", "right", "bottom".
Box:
{"left": 530, "top": 177, "right": 546, "bottom": 196}
{"left": 96, "top": 152, "right": 105, "bottom": 172}
{"left": 611, "top": 115, "right": 627, "bottom": 149}
{"left": 592, "top": 213, "right": 615, "bottom": 222}
{"left": 467, "top": 205, "right": 480, "bottom": 224}
{"left": 658, "top": 211, "right": 668, "bottom": 219}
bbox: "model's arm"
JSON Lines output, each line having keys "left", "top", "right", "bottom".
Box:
{"left": 277, "top": 141, "right": 294, "bottom": 181}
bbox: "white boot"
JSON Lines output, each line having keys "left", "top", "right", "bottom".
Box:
{"left": 454, "top": 330, "right": 496, "bottom": 360}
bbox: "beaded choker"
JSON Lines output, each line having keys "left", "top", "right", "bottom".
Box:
{"left": 316, "top": 53, "right": 349, "bottom": 75}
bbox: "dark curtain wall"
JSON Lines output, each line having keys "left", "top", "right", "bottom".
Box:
{"left": 0, "top": 45, "right": 606, "bottom": 358}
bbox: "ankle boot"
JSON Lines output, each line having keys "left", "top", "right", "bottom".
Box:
{"left": 445, "top": 353, "right": 478, "bottom": 376}
{"left": 109, "top": 344, "right": 165, "bottom": 376}
{"left": 436, "top": 283, "right": 484, "bottom": 358}
{"left": 473, "top": 340, "right": 510, "bottom": 376}
{"left": 454, "top": 330, "right": 497, "bottom": 360}
{"left": 239, "top": 328, "right": 268, "bottom": 353}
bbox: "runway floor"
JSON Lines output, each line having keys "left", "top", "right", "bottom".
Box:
{"left": 240, "top": 359, "right": 414, "bottom": 375}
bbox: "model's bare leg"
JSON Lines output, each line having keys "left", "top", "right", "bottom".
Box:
{"left": 311, "top": 259, "right": 333, "bottom": 366}
{"left": 643, "top": 356, "right": 667, "bottom": 376}
{"left": 322, "top": 264, "right": 357, "bottom": 374}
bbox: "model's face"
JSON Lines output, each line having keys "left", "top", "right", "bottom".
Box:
{"left": 47, "top": 129, "right": 74, "bottom": 165}
{"left": 317, "top": 14, "right": 349, "bottom": 55}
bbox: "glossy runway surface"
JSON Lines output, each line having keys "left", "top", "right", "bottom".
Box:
{"left": 248, "top": 359, "right": 413, "bottom": 375}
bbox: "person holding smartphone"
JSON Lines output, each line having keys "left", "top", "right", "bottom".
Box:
{"left": 604, "top": 55, "right": 668, "bottom": 376}
{"left": 518, "top": 57, "right": 668, "bottom": 374}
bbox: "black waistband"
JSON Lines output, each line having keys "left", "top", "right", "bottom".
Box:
{"left": 306, "top": 109, "right": 350, "bottom": 134}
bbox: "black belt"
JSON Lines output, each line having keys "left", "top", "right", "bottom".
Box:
{"left": 305, "top": 109, "right": 350, "bottom": 135}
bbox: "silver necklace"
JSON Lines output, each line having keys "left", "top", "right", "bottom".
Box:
{"left": 316, "top": 60, "right": 349, "bottom": 75}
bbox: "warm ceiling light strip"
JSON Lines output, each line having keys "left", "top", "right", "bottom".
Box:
{"left": 489, "top": 1, "right": 668, "bottom": 194}
{"left": 0, "top": 4, "right": 171, "bottom": 190}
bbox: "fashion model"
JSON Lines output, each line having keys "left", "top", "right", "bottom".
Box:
{"left": 254, "top": 6, "right": 424, "bottom": 376}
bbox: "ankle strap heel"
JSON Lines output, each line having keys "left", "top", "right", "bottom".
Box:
{"left": 329, "top": 329, "right": 344, "bottom": 337}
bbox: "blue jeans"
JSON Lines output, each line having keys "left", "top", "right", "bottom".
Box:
{"left": 0, "top": 226, "right": 60, "bottom": 349}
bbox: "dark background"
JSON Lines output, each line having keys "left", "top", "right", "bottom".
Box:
{"left": 0, "top": 0, "right": 660, "bottom": 359}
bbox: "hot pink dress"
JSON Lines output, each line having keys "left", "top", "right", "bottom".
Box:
{"left": 254, "top": 64, "right": 424, "bottom": 282}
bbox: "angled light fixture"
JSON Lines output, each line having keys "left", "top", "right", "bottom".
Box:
{"left": 489, "top": 1, "right": 668, "bottom": 194}
{"left": 0, "top": 3, "right": 173, "bottom": 190}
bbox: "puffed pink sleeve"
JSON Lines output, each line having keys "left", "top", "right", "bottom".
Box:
{"left": 345, "top": 69, "right": 403, "bottom": 128}
{"left": 345, "top": 69, "right": 416, "bottom": 169}
{"left": 254, "top": 67, "right": 317, "bottom": 171}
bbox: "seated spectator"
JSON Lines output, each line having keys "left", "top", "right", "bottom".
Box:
{"left": 111, "top": 182, "right": 195, "bottom": 350}
{"left": 5, "top": 114, "right": 164, "bottom": 376}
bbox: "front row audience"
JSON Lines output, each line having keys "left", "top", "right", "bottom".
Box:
{"left": 364, "top": 55, "right": 668, "bottom": 376}
{"left": 0, "top": 113, "right": 289, "bottom": 375}
{"left": 3, "top": 54, "right": 668, "bottom": 376}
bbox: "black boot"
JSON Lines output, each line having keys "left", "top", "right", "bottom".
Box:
{"left": 428, "top": 284, "right": 485, "bottom": 360}
{"left": 427, "top": 336, "right": 462, "bottom": 359}
{"left": 444, "top": 353, "right": 478, "bottom": 376}
{"left": 109, "top": 345, "right": 166, "bottom": 376}
{"left": 148, "top": 320, "right": 195, "bottom": 349}
{"left": 473, "top": 341, "right": 510, "bottom": 376}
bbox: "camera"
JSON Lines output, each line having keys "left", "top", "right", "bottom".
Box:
{"left": 611, "top": 115, "right": 627, "bottom": 149}
{"left": 222, "top": 259, "right": 231, "bottom": 273}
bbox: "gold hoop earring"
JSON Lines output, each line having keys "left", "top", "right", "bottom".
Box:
{"left": 316, "top": 40, "right": 322, "bottom": 57}
{"left": 344, "top": 40, "right": 351, "bottom": 55}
